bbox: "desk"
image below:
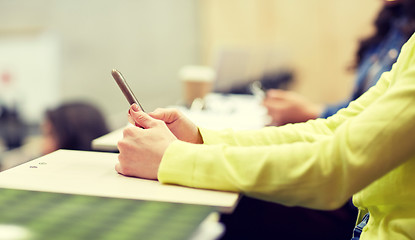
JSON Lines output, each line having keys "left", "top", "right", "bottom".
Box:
{"left": 91, "top": 127, "right": 124, "bottom": 152}
{"left": 0, "top": 149, "right": 239, "bottom": 213}
{"left": 0, "top": 188, "right": 214, "bottom": 240}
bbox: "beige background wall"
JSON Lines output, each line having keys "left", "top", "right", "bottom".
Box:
{"left": 0, "top": 0, "right": 199, "bottom": 129}
{"left": 0, "top": 0, "right": 383, "bottom": 130}
{"left": 199, "top": 0, "right": 382, "bottom": 103}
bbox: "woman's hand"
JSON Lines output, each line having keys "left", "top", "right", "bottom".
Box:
{"left": 262, "top": 89, "right": 323, "bottom": 126}
{"left": 128, "top": 106, "right": 203, "bottom": 144}
{"left": 116, "top": 104, "right": 177, "bottom": 179}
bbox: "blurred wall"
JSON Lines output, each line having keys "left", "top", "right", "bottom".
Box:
{"left": 0, "top": 0, "right": 384, "bottom": 131}
{"left": 0, "top": 0, "right": 199, "bottom": 129}
{"left": 199, "top": 0, "right": 383, "bottom": 103}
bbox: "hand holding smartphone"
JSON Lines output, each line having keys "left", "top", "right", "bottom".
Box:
{"left": 111, "top": 69, "right": 145, "bottom": 112}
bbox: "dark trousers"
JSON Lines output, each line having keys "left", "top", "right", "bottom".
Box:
{"left": 220, "top": 196, "right": 358, "bottom": 240}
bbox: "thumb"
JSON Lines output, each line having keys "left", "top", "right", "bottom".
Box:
{"left": 115, "top": 162, "right": 123, "bottom": 175}
{"left": 149, "top": 108, "right": 178, "bottom": 124}
{"left": 130, "top": 104, "right": 158, "bottom": 129}
{"left": 266, "top": 89, "right": 286, "bottom": 99}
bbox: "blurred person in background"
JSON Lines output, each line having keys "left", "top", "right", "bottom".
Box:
{"left": 263, "top": 0, "right": 415, "bottom": 126}
{"left": 0, "top": 102, "right": 109, "bottom": 171}
{"left": 42, "top": 102, "right": 110, "bottom": 154}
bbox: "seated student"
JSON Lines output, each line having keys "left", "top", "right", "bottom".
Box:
{"left": 115, "top": 29, "right": 415, "bottom": 240}
{"left": 214, "top": 1, "right": 415, "bottom": 239}
{"left": 263, "top": 0, "right": 415, "bottom": 126}
{"left": 42, "top": 101, "right": 109, "bottom": 154}
{"left": 0, "top": 101, "right": 109, "bottom": 171}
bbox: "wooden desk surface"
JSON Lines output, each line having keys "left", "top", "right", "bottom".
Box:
{"left": 0, "top": 150, "right": 239, "bottom": 213}
{"left": 92, "top": 127, "right": 124, "bottom": 152}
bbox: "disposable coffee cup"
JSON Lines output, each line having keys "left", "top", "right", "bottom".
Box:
{"left": 179, "top": 65, "right": 216, "bottom": 107}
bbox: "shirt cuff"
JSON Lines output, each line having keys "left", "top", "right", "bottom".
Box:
{"left": 158, "top": 140, "right": 196, "bottom": 186}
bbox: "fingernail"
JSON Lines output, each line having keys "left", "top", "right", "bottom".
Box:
{"left": 132, "top": 104, "right": 139, "bottom": 112}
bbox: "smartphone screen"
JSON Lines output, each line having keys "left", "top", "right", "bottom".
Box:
{"left": 111, "top": 69, "right": 145, "bottom": 112}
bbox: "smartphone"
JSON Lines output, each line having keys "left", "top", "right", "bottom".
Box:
{"left": 111, "top": 69, "right": 145, "bottom": 112}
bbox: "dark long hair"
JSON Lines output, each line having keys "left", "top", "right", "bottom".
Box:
{"left": 46, "top": 102, "right": 109, "bottom": 151}
{"left": 355, "top": 0, "right": 415, "bottom": 67}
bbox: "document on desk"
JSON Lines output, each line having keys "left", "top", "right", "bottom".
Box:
{"left": 0, "top": 149, "right": 239, "bottom": 213}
